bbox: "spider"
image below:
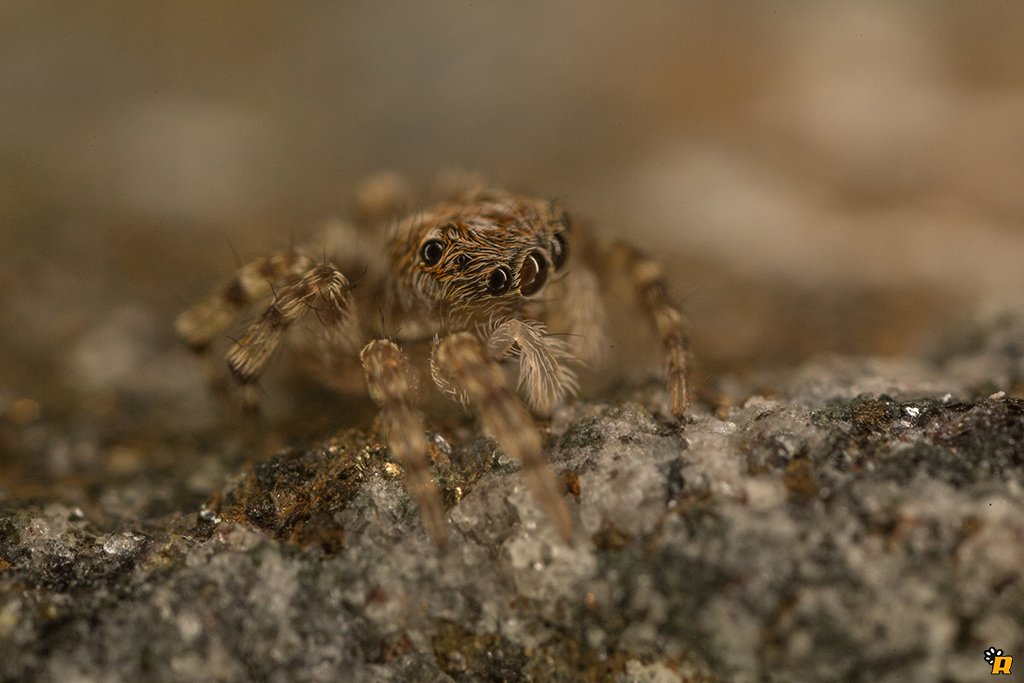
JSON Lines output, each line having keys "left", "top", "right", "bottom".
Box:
{"left": 176, "top": 173, "right": 690, "bottom": 546}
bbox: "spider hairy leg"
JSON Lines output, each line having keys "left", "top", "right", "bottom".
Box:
{"left": 175, "top": 250, "right": 312, "bottom": 352}
{"left": 609, "top": 243, "right": 690, "bottom": 418}
{"left": 554, "top": 264, "right": 608, "bottom": 366}
{"left": 361, "top": 339, "right": 447, "bottom": 546}
{"left": 352, "top": 172, "right": 413, "bottom": 229}
{"left": 433, "top": 332, "right": 573, "bottom": 542}
{"left": 227, "top": 264, "right": 356, "bottom": 409}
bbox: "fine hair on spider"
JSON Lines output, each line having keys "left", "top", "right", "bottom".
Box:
{"left": 176, "top": 172, "right": 691, "bottom": 546}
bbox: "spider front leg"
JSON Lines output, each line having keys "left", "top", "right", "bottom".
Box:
{"left": 361, "top": 340, "right": 447, "bottom": 546}
{"left": 433, "top": 332, "right": 573, "bottom": 542}
{"left": 549, "top": 263, "right": 609, "bottom": 367}
{"left": 225, "top": 262, "right": 359, "bottom": 410}
{"left": 176, "top": 250, "right": 313, "bottom": 353}
{"left": 608, "top": 243, "right": 690, "bottom": 418}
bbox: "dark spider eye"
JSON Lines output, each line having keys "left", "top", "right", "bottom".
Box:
{"left": 519, "top": 251, "right": 548, "bottom": 296}
{"left": 551, "top": 233, "right": 568, "bottom": 270}
{"left": 419, "top": 239, "right": 444, "bottom": 266}
{"left": 486, "top": 266, "right": 511, "bottom": 295}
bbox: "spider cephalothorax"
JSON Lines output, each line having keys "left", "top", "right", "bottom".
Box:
{"left": 390, "top": 190, "right": 570, "bottom": 322}
{"left": 177, "top": 174, "right": 689, "bottom": 546}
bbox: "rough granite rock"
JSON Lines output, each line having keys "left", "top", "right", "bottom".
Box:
{"left": 3, "top": 311, "right": 1024, "bottom": 682}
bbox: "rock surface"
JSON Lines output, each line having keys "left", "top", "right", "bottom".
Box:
{"left": 3, "top": 311, "right": 1024, "bottom": 682}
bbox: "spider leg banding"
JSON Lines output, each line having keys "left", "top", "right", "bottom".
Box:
{"left": 433, "top": 332, "right": 573, "bottom": 542}
{"left": 361, "top": 339, "right": 446, "bottom": 546}
{"left": 607, "top": 243, "right": 690, "bottom": 418}
{"left": 225, "top": 262, "right": 357, "bottom": 411}
{"left": 175, "top": 250, "right": 312, "bottom": 353}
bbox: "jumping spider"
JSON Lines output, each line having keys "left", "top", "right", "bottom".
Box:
{"left": 177, "top": 173, "right": 689, "bottom": 546}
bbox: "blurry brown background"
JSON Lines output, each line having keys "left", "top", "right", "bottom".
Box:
{"left": 3, "top": 1, "right": 1024, "bottom": 424}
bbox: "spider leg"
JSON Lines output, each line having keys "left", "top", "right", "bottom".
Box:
{"left": 226, "top": 264, "right": 358, "bottom": 409}
{"left": 547, "top": 263, "right": 609, "bottom": 366}
{"left": 433, "top": 332, "right": 573, "bottom": 542}
{"left": 352, "top": 172, "right": 413, "bottom": 230}
{"left": 175, "top": 250, "right": 312, "bottom": 353}
{"left": 607, "top": 243, "right": 690, "bottom": 418}
{"left": 486, "top": 319, "right": 578, "bottom": 416}
{"left": 429, "top": 169, "right": 488, "bottom": 202}
{"left": 361, "top": 339, "right": 447, "bottom": 546}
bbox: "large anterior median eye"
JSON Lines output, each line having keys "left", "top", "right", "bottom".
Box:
{"left": 519, "top": 251, "right": 548, "bottom": 296}
{"left": 419, "top": 239, "right": 444, "bottom": 266}
{"left": 486, "top": 266, "right": 512, "bottom": 295}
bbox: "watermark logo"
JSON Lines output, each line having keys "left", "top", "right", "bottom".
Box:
{"left": 985, "top": 647, "right": 1013, "bottom": 675}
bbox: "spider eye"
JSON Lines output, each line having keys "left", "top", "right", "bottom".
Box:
{"left": 519, "top": 251, "right": 548, "bottom": 296}
{"left": 551, "top": 233, "right": 568, "bottom": 270}
{"left": 486, "top": 266, "right": 512, "bottom": 295}
{"left": 419, "top": 239, "right": 445, "bottom": 266}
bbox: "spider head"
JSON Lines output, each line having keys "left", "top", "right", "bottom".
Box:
{"left": 392, "top": 191, "right": 570, "bottom": 315}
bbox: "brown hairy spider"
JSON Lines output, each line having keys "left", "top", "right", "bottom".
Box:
{"left": 176, "top": 173, "right": 689, "bottom": 546}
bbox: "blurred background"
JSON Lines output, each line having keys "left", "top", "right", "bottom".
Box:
{"left": 2, "top": 1, "right": 1024, "bottom": 505}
